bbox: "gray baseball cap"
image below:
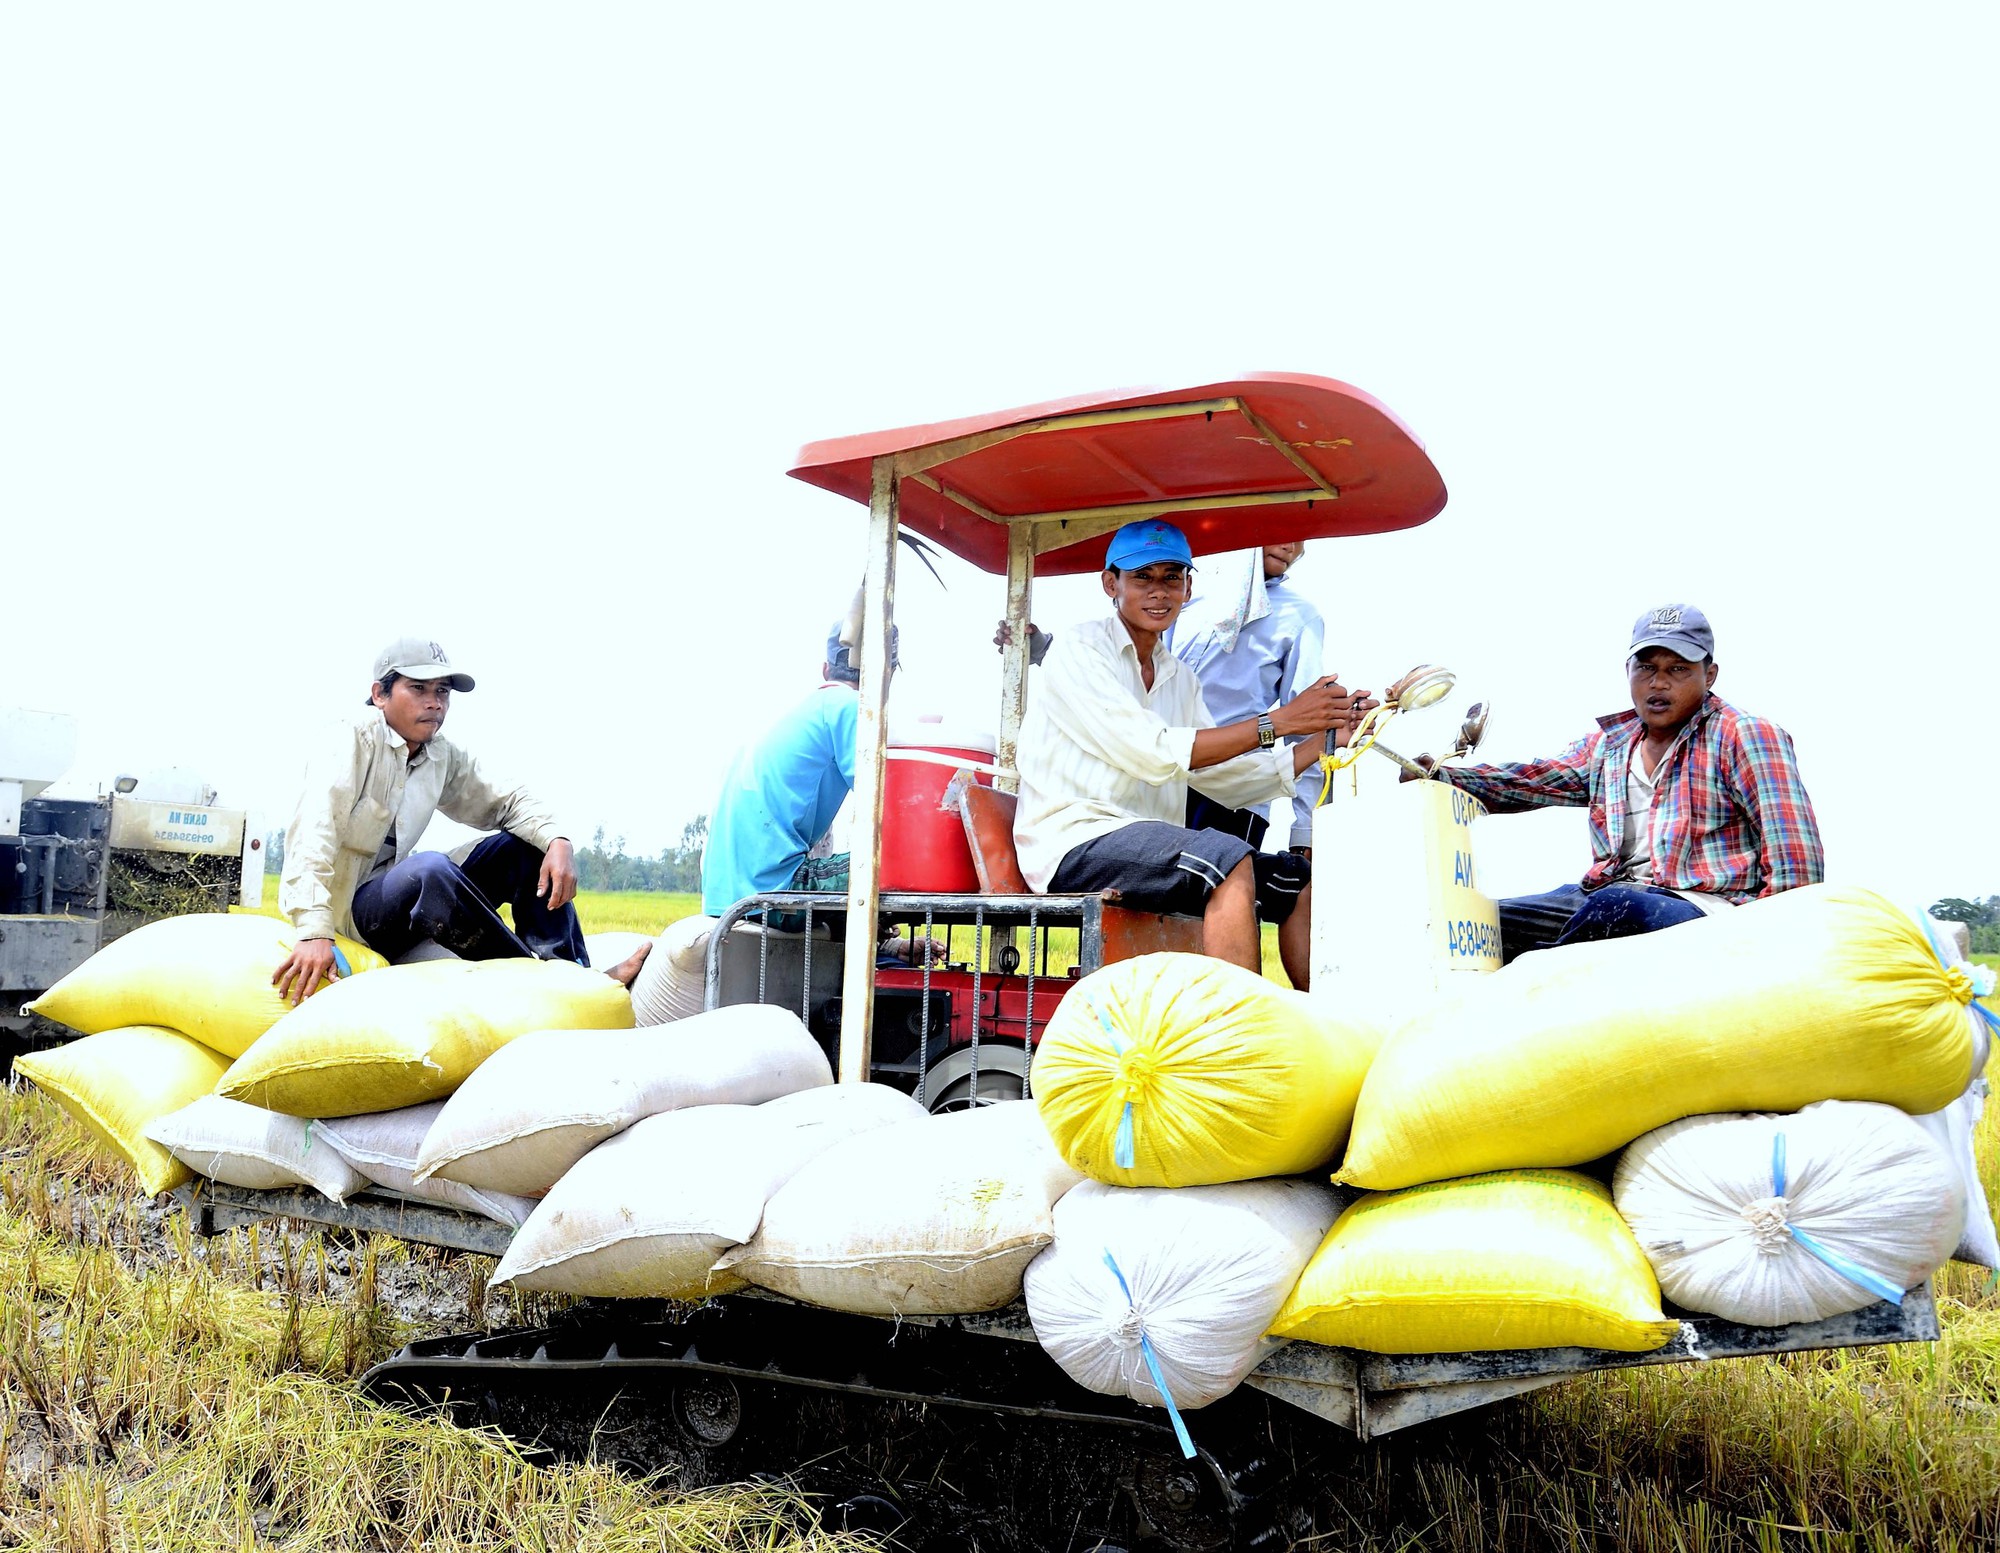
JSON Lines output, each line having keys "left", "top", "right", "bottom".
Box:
{"left": 1629, "top": 604, "right": 1714, "bottom": 662}
{"left": 824, "top": 620, "right": 901, "bottom": 684}
{"left": 365, "top": 637, "right": 476, "bottom": 704}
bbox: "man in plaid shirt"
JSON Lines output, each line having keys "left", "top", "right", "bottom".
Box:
{"left": 1411, "top": 604, "right": 1823, "bottom": 962}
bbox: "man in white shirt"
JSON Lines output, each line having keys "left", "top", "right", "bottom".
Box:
{"left": 272, "top": 637, "right": 649, "bottom": 1002}
{"left": 1013, "top": 521, "right": 1371, "bottom": 988}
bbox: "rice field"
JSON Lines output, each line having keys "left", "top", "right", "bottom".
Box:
{"left": 2, "top": 1067, "right": 1996, "bottom": 1550}
{"left": 23, "top": 899, "right": 1986, "bottom": 1546}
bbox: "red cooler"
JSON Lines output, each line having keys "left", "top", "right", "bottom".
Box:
{"left": 879, "top": 719, "right": 998, "bottom": 893}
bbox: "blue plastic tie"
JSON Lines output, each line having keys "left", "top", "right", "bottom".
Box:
{"left": 1915, "top": 911, "right": 1997, "bottom": 1042}
{"left": 1102, "top": 1250, "right": 1195, "bottom": 1459}
{"left": 1087, "top": 998, "right": 1139, "bottom": 1172}
{"left": 330, "top": 944, "right": 352, "bottom": 979}
{"left": 1770, "top": 1132, "right": 1904, "bottom": 1307}
{"left": 1114, "top": 1108, "right": 1136, "bottom": 1172}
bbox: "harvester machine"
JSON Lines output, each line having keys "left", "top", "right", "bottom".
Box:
{"left": 170, "top": 377, "right": 1942, "bottom": 1550}
{"left": 2, "top": 707, "right": 265, "bottom": 1069}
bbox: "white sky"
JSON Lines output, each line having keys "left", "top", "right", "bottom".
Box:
{"left": 5, "top": 4, "right": 1995, "bottom": 907}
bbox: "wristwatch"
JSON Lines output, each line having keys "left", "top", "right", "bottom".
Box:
{"left": 1256, "top": 712, "right": 1277, "bottom": 749}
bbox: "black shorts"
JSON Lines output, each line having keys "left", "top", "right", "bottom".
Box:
{"left": 1048, "top": 821, "right": 1310, "bottom": 925}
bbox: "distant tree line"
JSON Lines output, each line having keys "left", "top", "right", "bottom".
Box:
{"left": 576, "top": 816, "right": 707, "bottom": 894}
{"left": 265, "top": 817, "right": 710, "bottom": 896}
{"left": 1930, "top": 896, "right": 2000, "bottom": 955}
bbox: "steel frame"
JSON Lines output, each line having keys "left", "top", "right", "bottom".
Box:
{"left": 832, "top": 392, "right": 1363, "bottom": 1089}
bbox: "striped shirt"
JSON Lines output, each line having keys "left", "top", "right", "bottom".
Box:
{"left": 1438, "top": 694, "right": 1823, "bottom": 904}
{"left": 1013, "top": 615, "right": 1297, "bottom": 892}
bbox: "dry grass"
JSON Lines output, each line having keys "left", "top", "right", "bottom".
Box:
{"left": 7, "top": 1060, "right": 1997, "bottom": 1550}
{"left": 0, "top": 1087, "right": 854, "bottom": 1552}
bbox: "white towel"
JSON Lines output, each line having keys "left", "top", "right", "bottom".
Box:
{"left": 1201, "top": 549, "right": 1271, "bottom": 654}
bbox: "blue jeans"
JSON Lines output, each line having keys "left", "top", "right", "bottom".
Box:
{"left": 1497, "top": 881, "right": 1704, "bottom": 965}
{"left": 350, "top": 833, "right": 587, "bottom": 965}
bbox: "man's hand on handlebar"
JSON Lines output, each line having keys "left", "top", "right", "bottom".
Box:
{"left": 1274, "top": 676, "right": 1377, "bottom": 740}
{"left": 1398, "top": 754, "right": 1441, "bottom": 784}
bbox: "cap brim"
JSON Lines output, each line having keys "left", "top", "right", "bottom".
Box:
{"left": 1628, "top": 635, "right": 1708, "bottom": 661}
{"left": 1105, "top": 549, "right": 1195, "bottom": 570}
{"left": 393, "top": 666, "right": 475, "bottom": 692}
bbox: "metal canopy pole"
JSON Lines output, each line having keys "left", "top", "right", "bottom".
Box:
{"left": 996, "top": 523, "right": 1036, "bottom": 793}
{"left": 838, "top": 456, "right": 899, "bottom": 1084}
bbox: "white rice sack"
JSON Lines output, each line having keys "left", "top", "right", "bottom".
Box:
{"left": 717, "top": 1100, "right": 1086, "bottom": 1317}
{"left": 585, "top": 932, "right": 651, "bottom": 972}
{"left": 1024, "top": 1178, "right": 1341, "bottom": 1411}
{"left": 1913, "top": 1078, "right": 1999, "bottom": 1269}
{"left": 1613, "top": 1100, "right": 1965, "bottom": 1326}
{"left": 629, "top": 914, "right": 716, "bottom": 1027}
{"left": 414, "top": 1005, "right": 833, "bottom": 1195}
{"left": 493, "top": 1082, "right": 926, "bottom": 1297}
{"left": 316, "top": 1103, "right": 538, "bottom": 1228}
{"left": 143, "top": 1095, "right": 369, "bottom": 1201}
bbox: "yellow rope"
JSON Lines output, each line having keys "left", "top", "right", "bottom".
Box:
{"left": 1316, "top": 703, "right": 1396, "bottom": 806}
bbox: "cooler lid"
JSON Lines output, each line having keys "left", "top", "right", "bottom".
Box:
{"left": 888, "top": 716, "right": 998, "bottom": 756}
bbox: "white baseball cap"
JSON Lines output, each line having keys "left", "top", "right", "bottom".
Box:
{"left": 366, "top": 637, "right": 476, "bottom": 704}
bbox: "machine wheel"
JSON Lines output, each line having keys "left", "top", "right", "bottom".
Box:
{"left": 921, "top": 1040, "right": 1029, "bottom": 1113}
{"left": 673, "top": 1375, "right": 744, "bottom": 1448}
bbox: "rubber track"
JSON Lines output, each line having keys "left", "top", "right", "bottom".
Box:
{"left": 363, "top": 1298, "right": 1297, "bottom": 1551}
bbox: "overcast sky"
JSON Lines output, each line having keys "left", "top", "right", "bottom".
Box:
{"left": 6, "top": 4, "right": 1995, "bottom": 910}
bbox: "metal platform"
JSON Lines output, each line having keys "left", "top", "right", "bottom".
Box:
{"left": 173, "top": 1179, "right": 1941, "bottom": 1440}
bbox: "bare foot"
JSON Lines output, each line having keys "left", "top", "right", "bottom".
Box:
{"left": 606, "top": 940, "right": 653, "bottom": 988}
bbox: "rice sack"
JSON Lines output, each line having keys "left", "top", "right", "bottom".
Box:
{"left": 1033, "top": 953, "right": 1382, "bottom": 1188}
{"left": 415, "top": 1005, "right": 831, "bottom": 1194}
{"left": 216, "top": 956, "right": 632, "bottom": 1117}
{"left": 628, "top": 913, "right": 717, "bottom": 1027}
{"left": 1613, "top": 1101, "right": 1964, "bottom": 1325}
{"left": 1024, "top": 1178, "right": 1341, "bottom": 1410}
{"left": 493, "top": 1082, "right": 926, "bottom": 1298}
{"left": 24, "top": 913, "right": 385, "bottom": 1058}
{"left": 16, "top": 1026, "right": 231, "bottom": 1195}
{"left": 145, "top": 1095, "right": 369, "bottom": 1200}
{"left": 717, "top": 1100, "right": 1084, "bottom": 1316}
{"left": 1270, "top": 1170, "right": 1680, "bottom": 1355}
{"left": 314, "top": 1103, "right": 537, "bottom": 1227}
{"left": 1336, "top": 885, "right": 1982, "bottom": 1191}
{"left": 1913, "top": 1080, "right": 2000, "bottom": 1269}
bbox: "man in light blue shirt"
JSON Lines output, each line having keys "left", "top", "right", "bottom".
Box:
{"left": 1169, "top": 541, "right": 1327, "bottom": 853}
{"left": 701, "top": 625, "right": 871, "bottom": 918}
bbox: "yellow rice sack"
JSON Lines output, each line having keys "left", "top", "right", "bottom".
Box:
{"left": 1269, "top": 1170, "right": 1679, "bottom": 1354}
{"left": 1032, "top": 952, "right": 1382, "bottom": 1188}
{"left": 217, "top": 957, "right": 632, "bottom": 1117}
{"left": 15, "top": 1026, "right": 232, "bottom": 1195}
{"left": 1336, "top": 885, "right": 1982, "bottom": 1191}
{"left": 25, "top": 913, "right": 386, "bottom": 1058}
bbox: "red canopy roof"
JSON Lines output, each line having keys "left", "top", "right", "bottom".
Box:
{"left": 788, "top": 372, "right": 1447, "bottom": 576}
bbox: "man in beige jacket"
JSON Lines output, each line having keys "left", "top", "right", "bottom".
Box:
{"left": 273, "top": 637, "right": 647, "bottom": 1002}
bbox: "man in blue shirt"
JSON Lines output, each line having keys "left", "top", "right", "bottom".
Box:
{"left": 702, "top": 625, "right": 874, "bottom": 918}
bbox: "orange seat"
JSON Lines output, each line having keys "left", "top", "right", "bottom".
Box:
{"left": 950, "top": 778, "right": 1031, "bottom": 895}
{"left": 946, "top": 778, "right": 1203, "bottom": 962}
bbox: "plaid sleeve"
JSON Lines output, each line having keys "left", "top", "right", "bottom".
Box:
{"left": 1441, "top": 731, "right": 1599, "bottom": 814}
{"left": 1723, "top": 716, "right": 1824, "bottom": 894}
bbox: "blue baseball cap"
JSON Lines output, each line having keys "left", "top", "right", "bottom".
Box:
{"left": 1629, "top": 604, "right": 1715, "bottom": 662}
{"left": 1104, "top": 520, "right": 1194, "bottom": 571}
